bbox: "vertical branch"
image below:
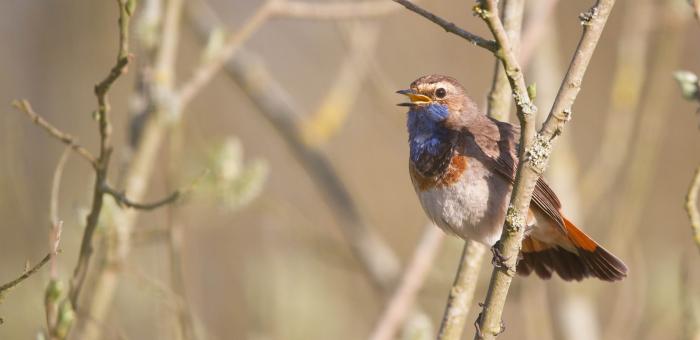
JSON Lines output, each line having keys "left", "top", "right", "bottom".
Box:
{"left": 437, "top": 240, "right": 487, "bottom": 340}
{"left": 473, "top": 0, "right": 616, "bottom": 338}
{"left": 486, "top": 0, "right": 525, "bottom": 121}
{"left": 69, "top": 0, "right": 133, "bottom": 309}
{"left": 438, "top": 0, "right": 526, "bottom": 337}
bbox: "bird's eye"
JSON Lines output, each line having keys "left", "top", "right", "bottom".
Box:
{"left": 435, "top": 88, "right": 447, "bottom": 99}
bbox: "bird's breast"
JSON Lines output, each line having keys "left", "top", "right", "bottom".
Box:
{"left": 410, "top": 155, "right": 510, "bottom": 245}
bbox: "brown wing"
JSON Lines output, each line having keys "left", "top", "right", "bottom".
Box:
{"left": 463, "top": 117, "right": 565, "bottom": 230}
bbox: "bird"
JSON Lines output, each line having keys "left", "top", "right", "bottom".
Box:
{"left": 398, "top": 74, "right": 627, "bottom": 281}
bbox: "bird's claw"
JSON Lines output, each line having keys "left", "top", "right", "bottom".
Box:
{"left": 491, "top": 241, "right": 516, "bottom": 276}
{"left": 474, "top": 311, "right": 506, "bottom": 338}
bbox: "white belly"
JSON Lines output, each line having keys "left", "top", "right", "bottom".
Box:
{"left": 415, "top": 161, "right": 511, "bottom": 246}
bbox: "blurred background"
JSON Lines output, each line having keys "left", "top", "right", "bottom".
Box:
{"left": 1, "top": 0, "right": 700, "bottom": 339}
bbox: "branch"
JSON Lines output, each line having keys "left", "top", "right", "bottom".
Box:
{"left": 11, "top": 100, "right": 97, "bottom": 167}
{"left": 392, "top": 0, "right": 497, "bottom": 52}
{"left": 69, "top": 0, "right": 133, "bottom": 309}
{"left": 103, "top": 185, "right": 180, "bottom": 210}
{"left": 0, "top": 253, "right": 52, "bottom": 297}
{"left": 686, "top": 165, "right": 700, "bottom": 254}
{"left": 471, "top": 0, "right": 616, "bottom": 338}
{"left": 274, "top": 0, "right": 408, "bottom": 19}
{"left": 368, "top": 226, "right": 444, "bottom": 340}
{"left": 437, "top": 0, "right": 525, "bottom": 337}
{"left": 486, "top": 0, "right": 525, "bottom": 122}
{"left": 177, "top": 1, "right": 276, "bottom": 106}
{"left": 437, "top": 240, "right": 487, "bottom": 340}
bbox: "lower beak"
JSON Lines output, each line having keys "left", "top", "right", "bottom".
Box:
{"left": 397, "top": 89, "right": 432, "bottom": 106}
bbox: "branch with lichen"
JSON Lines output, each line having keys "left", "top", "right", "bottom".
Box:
{"left": 473, "top": 0, "right": 616, "bottom": 338}
{"left": 386, "top": 0, "right": 616, "bottom": 338}
{"left": 434, "top": 0, "right": 526, "bottom": 338}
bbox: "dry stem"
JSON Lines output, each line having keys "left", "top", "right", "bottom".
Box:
{"left": 11, "top": 100, "right": 97, "bottom": 166}
{"left": 391, "top": 0, "right": 498, "bottom": 52}
{"left": 69, "top": 0, "right": 133, "bottom": 309}
{"left": 368, "top": 226, "right": 444, "bottom": 340}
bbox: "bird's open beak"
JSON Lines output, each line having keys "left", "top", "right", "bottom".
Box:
{"left": 396, "top": 89, "right": 432, "bottom": 106}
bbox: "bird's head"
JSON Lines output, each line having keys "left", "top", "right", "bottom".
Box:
{"left": 397, "top": 75, "right": 477, "bottom": 126}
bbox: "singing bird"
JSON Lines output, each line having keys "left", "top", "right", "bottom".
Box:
{"left": 398, "top": 74, "right": 627, "bottom": 281}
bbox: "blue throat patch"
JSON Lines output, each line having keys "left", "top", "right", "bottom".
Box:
{"left": 407, "top": 103, "right": 452, "bottom": 164}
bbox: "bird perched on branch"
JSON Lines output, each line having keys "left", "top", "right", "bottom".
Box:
{"left": 398, "top": 74, "right": 627, "bottom": 281}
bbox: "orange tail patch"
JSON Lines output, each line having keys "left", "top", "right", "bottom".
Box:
{"left": 518, "top": 217, "right": 628, "bottom": 281}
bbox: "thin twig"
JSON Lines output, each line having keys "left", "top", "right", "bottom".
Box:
{"left": 437, "top": 240, "right": 487, "bottom": 340}
{"left": 11, "top": 100, "right": 97, "bottom": 167}
{"left": 686, "top": 165, "right": 700, "bottom": 254}
{"left": 103, "top": 185, "right": 180, "bottom": 210}
{"left": 368, "top": 226, "right": 444, "bottom": 340}
{"left": 391, "top": 0, "right": 498, "bottom": 52}
{"left": 0, "top": 253, "right": 52, "bottom": 296}
{"left": 69, "top": 0, "right": 133, "bottom": 310}
{"left": 518, "top": 0, "right": 559, "bottom": 66}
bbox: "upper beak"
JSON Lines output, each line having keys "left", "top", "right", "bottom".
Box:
{"left": 396, "top": 89, "right": 432, "bottom": 107}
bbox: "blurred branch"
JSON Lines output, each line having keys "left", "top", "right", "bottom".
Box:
{"left": 177, "top": 1, "right": 275, "bottom": 106}
{"left": 604, "top": 2, "right": 689, "bottom": 255}
{"left": 486, "top": 0, "right": 525, "bottom": 121}
{"left": 689, "top": 0, "right": 700, "bottom": 23}
{"left": 187, "top": 0, "right": 403, "bottom": 291}
{"left": 274, "top": 0, "right": 409, "bottom": 19}
{"left": 103, "top": 184, "right": 180, "bottom": 210}
{"left": 437, "top": 240, "right": 487, "bottom": 340}
{"left": 180, "top": 0, "right": 404, "bottom": 108}
{"left": 681, "top": 254, "right": 700, "bottom": 340}
{"left": 301, "top": 23, "right": 380, "bottom": 146}
{"left": 518, "top": 0, "right": 559, "bottom": 66}
{"left": 686, "top": 166, "right": 700, "bottom": 253}
{"left": 391, "top": 0, "right": 498, "bottom": 52}
{"left": 11, "top": 100, "right": 97, "bottom": 167}
{"left": 601, "top": 5, "right": 689, "bottom": 338}
{"left": 368, "top": 226, "right": 444, "bottom": 340}
{"left": 578, "top": 0, "right": 652, "bottom": 214}
{"left": 187, "top": 4, "right": 440, "bottom": 337}
{"left": 0, "top": 253, "right": 51, "bottom": 298}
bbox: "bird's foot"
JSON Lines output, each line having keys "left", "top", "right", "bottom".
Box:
{"left": 474, "top": 312, "right": 484, "bottom": 340}
{"left": 491, "top": 241, "right": 516, "bottom": 276}
{"left": 474, "top": 310, "right": 506, "bottom": 338}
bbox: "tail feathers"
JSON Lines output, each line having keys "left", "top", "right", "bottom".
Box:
{"left": 518, "top": 218, "right": 628, "bottom": 282}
